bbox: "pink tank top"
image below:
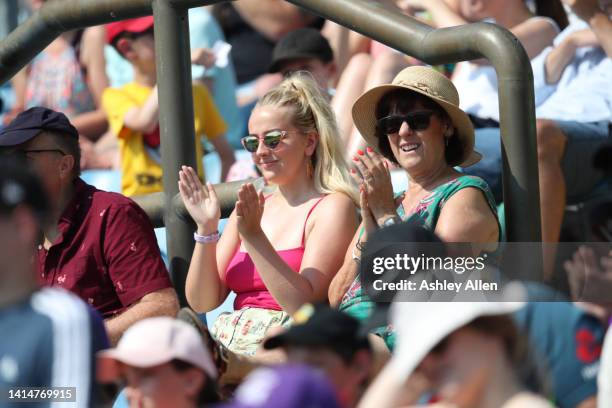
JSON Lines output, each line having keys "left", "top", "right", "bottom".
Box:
{"left": 224, "top": 196, "right": 326, "bottom": 311}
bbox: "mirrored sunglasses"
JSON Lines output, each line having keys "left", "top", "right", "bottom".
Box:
{"left": 241, "top": 130, "right": 288, "bottom": 153}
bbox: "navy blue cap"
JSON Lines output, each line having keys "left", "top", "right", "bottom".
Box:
{"left": 0, "top": 107, "right": 79, "bottom": 146}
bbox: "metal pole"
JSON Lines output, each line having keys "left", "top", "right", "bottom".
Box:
{"left": 0, "top": 0, "right": 19, "bottom": 40}
{"left": 287, "top": 0, "right": 542, "bottom": 249}
{"left": 0, "top": 0, "right": 216, "bottom": 84}
{"left": 0, "top": 0, "right": 543, "bottom": 278}
{"left": 132, "top": 178, "right": 263, "bottom": 228}
{"left": 152, "top": 0, "right": 197, "bottom": 306}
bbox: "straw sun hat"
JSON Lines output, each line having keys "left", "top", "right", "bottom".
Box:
{"left": 352, "top": 66, "right": 481, "bottom": 167}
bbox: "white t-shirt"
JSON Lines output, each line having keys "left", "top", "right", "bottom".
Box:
{"left": 452, "top": 17, "right": 560, "bottom": 122}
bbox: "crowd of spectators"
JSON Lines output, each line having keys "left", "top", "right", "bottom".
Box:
{"left": 0, "top": 0, "right": 611, "bottom": 407}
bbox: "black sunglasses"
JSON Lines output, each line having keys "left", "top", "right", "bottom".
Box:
{"left": 241, "top": 130, "right": 289, "bottom": 153}
{"left": 377, "top": 111, "right": 436, "bottom": 135}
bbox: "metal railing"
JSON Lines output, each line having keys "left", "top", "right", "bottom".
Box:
{"left": 0, "top": 0, "right": 543, "bottom": 303}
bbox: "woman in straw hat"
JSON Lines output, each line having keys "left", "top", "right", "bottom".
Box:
{"left": 329, "top": 66, "right": 500, "bottom": 351}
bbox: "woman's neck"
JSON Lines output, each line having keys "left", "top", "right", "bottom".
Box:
{"left": 406, "top": 163, "right": 458, "bottom": 195}
{"left": 276, "top": 168, "right": 319, "bottom": 206}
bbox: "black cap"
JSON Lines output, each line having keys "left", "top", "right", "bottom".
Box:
{"left": 263, "top": 304, "right": 370, "bottom": 359}
{"left": 0, "top": 107, "right": 79, "bottom": 146}
{"left": 360, "top": 222, "right": 445, "bottom": 333}
{"left": 594, "top": 143, "right": 612, "bottom": 175}
{"left": 0, "top": 156, "right": 50, "bottom": 226}
{"left": 268, "top": 28, "right": 334, "bottom": 73}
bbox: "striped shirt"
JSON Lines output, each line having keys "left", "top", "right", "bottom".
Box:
{"left": 0, "top": 287, "right": 108, "bottom": 407}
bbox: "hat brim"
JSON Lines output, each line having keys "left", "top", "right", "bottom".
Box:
{"left": 386, "top": 299, "right": 526, "bottom": 384}
{"left": 0, "top": 128, "right": 42, "bottom": 147}
{"left": 352, "top": 84, "right": 480, "bottom": 167}
{"left": 96, "top": 349, "right": 175, "bottom": 382}
{"left": 263, "top": 325, "right": 320, "bottom": 350}
{"left": 106, "top": 16, "right": 154, "bottom": 44}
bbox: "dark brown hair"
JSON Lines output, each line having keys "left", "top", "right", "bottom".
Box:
{"left": 170, "top": 359, "right": 221, "bottom": 404}
{"left": 374, "top": 89, "right": 464, "bottom": 166}
{"left": 533, "top": 0, "right": 569, "bottom": 31}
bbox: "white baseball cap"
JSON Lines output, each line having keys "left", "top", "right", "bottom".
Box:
{"left": 387, "top": 282, "right": 528, "bottom": 383}
{"left": 97, "top": 317, "right": 217, "bottom": 382}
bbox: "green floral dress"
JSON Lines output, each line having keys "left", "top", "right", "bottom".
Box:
{"left": 339, "top": 175, "right": 498, "bottom": 350}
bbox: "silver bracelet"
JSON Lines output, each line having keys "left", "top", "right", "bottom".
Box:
{"left": 352, "top": 246, "right": 361, "bottom": 263}
{"left": 193, "top": 231, "right": 219, "bottom": 244}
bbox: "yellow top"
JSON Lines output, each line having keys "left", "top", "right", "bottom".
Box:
{"left": 103, "top": 82, "right": 227, "bottom": 196}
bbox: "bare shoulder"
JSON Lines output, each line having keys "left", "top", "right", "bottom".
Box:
{"left": 446, "top": 185, "right": 492, "bottom": 207}
{"left": 436, "top": 187, "right": 498, "bottom": 242}
{"left": 315, "top": 192, "right": 357, "bottom": 217}
{"left": 513, "top": 16, "right": 559, "bottom": 38}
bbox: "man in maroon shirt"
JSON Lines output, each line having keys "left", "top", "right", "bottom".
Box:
{"left": 0, "top": 107, "right": 178, "bottom": 344}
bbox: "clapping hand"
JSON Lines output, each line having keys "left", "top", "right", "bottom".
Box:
{"left": 351, "top": 147, "right": 398, "bottom": 226}
{"left": 178, "top": 165, "right": 220, "bottom": 233}
{"left": 565, "top": 246, "right": 612, "bottom": 304}
{"left": 235, "top": 183, "right": 265, "bottom": 240}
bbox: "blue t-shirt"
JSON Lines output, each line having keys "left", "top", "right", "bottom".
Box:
{"left": 0, "top": 288, "right": 108, "bottom": 407}
{"left": 514, "top": 284, "right": 604, "bottom": 408}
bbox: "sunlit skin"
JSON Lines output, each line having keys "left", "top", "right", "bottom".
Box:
{"left": 385, "top": 102, "right": 454, "bottom": 182}
{"left": 117, "top": 31, "right": 157, "bottom": 80}
{"left": 121, "top": 363, "right": 205, "bottom": 408}
{"left": 247, "top": 104, "right": 317, "bottom": 187}
{"left": 181, "top": 93, "right": 357, "bottom": 315}
{"left": 17, "top": 132, "right": 72, "bottom": 201}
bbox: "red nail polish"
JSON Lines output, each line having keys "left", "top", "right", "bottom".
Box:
{"left": 357, "top": 149, "right": 364, "bottom": 156}
{"left": 350, "top": 168, "right": 356, "bottom": 173}
{"left": 352, "top": 157, "right": 359, "bottom": 162}
{"left": 366, "top": 147, "right": 373, "bottom": 152}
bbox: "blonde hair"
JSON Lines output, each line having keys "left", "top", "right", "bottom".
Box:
{"left": 256, "top": 73, "right": 358, "bottom": 204}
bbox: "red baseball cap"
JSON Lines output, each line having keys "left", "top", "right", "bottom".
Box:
{"left": 106, "top": 16, "right": 154, "bottom": 44}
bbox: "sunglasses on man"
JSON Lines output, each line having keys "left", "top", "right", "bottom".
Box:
{"left": 0, "top": 147, "right": 67, "bottom": 160}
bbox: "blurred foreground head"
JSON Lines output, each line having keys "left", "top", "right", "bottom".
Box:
{"left": 97, "top": 317, "right": 219, "bottom": 408}
{"left": 0, "top": 157, "right": 50, "bottom": 295}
